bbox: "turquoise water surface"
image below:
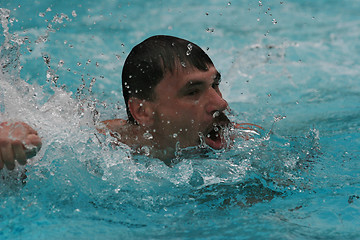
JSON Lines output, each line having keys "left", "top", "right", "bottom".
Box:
{"left": 1, "top": 0, "right": 359, "bottom": 239}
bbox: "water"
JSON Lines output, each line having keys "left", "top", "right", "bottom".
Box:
{"left": 1, "top": 0, "right": 359, "bottom": 239}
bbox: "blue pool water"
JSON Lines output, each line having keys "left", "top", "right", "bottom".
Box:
{"left": 1, "top": 0, "right": 359, "bottom": 239}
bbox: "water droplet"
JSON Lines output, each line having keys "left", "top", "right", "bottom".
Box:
{"left": 46, "top": 7, "right": 52, "bottom": 12}
{"left": 72, "top": 10, "right": 77, "bottom": 17}
{"left": 228, "top": 2, "right": 231, "bottom": 6}
{"left": 272, "top": 19, "right": 278, "bottom": 24}
{"left": 143, "top": 132, "right": 153, "bottom": 140}
{"left": 172, "top": 133, "right": 178, "bottom": 138}
{"left": 115, "top": 54, "right": 121, "bottom": 60}
{"left": 42, "top": 55, "right": 50, "bottom": 65}
{"left": 205, "top": 12, "right": 209, "bottom": 16}
{"left": 198, "top": 132, "right": 207, "bottom": 148}
{"left": 39, "top": 12, "right": 45, "bottom": 17}
{"left": 206, "top": 27, "right": 215, "bottom": 33}
{"left": 141, "top": 146, "right": 151, "bottom": 156}
{"left": 58, "top": 60, "right": 64, "bottom": 67}
{"left": 181, "top": 62, "right": 186, "bottom": 67}
{"left": 186, "top": 43, "right": 193, "bottom": 55}
{"left": 274, "top": 115, "right": 286, "bottom": 122}
{"left": 212, "top": 111, "right": 220, "bottom": 118}
{"left": 77, "top": 62, "right": 82, "bottom": 66}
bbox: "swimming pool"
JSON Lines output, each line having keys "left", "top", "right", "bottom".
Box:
{"left": 1, "top": 0, "right": 359, "bottom": 239}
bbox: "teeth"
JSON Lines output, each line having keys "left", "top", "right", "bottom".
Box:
{"left": 212, "top": 111, "right": 220, "bottom": 118}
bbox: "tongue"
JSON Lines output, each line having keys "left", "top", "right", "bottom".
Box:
{"left": 205, "top": 131, "right": 223, "bottom": 150}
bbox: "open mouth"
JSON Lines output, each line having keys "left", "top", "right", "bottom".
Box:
{"left": 204, "top": 125, "right": 224, "bottom": 150}
{"left": 203, "top": 112, "right": 231, "bottom": 150}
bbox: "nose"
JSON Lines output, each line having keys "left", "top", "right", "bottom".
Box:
{"left": 205, "top": 88, "right": 228, "bottom": 115}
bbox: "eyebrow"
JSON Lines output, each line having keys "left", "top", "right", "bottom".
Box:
{"left": 182, "top": 71, "right": 222, "bottom": 89}
{"left": 178, "top": 71, "right": 221, "bottom": 96}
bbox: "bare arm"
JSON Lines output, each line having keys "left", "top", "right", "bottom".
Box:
{"left": 0, "top": 122, "right": 42, "bottom": 170}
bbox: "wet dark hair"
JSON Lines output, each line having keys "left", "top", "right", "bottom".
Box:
{"left": 122, "top": 35, "right": 214, "bottom": 124}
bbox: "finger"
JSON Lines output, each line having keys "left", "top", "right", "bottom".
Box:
{"left": 12, "top": 140, "right": 27, "bottom": 165}
{"left": 24, "top": 134, "right": 42, "bottom": 159}
{"left": 8, "top": 122, "right": 38, "bottom": 140}
{"left": 0, "top": 140, "right": 15, "bottom": 170}
{"left": 20, "top": 122, "right": 39, "bottom": 136}
{"left": 23, "top": 124, "right": 39, "bottom": 136}
{"left": 25, "top": 134, "right": 42, "bottom": 149}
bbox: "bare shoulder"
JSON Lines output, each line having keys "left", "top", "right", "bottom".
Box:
{"left": 98, "top": 119, "right": 127, "bottom": 134}
{"left": 98, "top": 119, "right": 147, "bottom": 148}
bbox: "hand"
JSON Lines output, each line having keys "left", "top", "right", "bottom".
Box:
{"left": 0, "top": 122, "right": 42, "bottom": 170}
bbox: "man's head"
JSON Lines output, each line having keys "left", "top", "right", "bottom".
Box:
{"left": 122, "top": 35, "right": 214, "bottom": 123}
{"left": 122, "top": 35, "right": 229, "bottom": 150}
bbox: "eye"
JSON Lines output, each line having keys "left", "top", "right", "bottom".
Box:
{"left": 186, "top": 89, "right": 200, "bottom": 96}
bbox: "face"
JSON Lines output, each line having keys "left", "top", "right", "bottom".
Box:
{"left": 148, "top": 65, "right": 229, "bottom": 150}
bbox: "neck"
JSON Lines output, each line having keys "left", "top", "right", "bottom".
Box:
{"left": 122, "top": 123, "right": 178, "bottom": 163}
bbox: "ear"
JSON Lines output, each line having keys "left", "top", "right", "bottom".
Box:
{"left": 128, "top": 97, "right": 155, "bottom": 126}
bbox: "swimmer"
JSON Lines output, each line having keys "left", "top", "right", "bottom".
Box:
{"left": 98, "top": 35, "right": 231, "bottom": 161}
{"left": 0, "top": 35, "right": 260, "bottom": 169}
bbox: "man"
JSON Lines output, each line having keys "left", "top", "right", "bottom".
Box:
{"left": 99, "top": 35, "right": 231, "bottom": 161}
{"left": 1, "top": 35, "right": 255, "bottom": 169}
